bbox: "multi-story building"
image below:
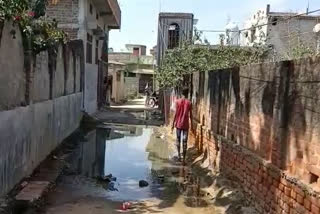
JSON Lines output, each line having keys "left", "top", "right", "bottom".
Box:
{"left": 108, "top": 44, "right": 155, "bottom": 101}
{"left": 156, "top": 13, "right": 194, "bottom": 66}
{"left": 240, "top": 4, "right": 320, "bottom": 60}
{"left": 125, "top": 44, "right": 147, "bottom": 56}
{"left": 46, "top": 0, "right": 121, "bottom": 114}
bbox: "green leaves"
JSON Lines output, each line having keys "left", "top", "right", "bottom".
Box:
{"left": 31, "top": 0, "right": 48, "bottom": 18}
{"left": 0, "top": 0, "right": 29, "bottom": 20}
{"left": 0, "top": 0, "right": 67, "bottom": 54}
{"left": 22, "top": 18, "right": 67, "bottom": 54}
{"left": 156, "top": 43, "right": 268, "bottom": 88}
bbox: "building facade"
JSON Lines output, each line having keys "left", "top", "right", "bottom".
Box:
{"left": 125, "top": 44, "right": 147, "bottom": 56}
{"left": 156, "top": 13, "right": 194, "bottom": 66}
{"left": 46, "top": 0, "right": 121, "bottom": 114}
{"left": 107, "top": 61, "right": 126, "bottom": 103}
{"left": 108, "top": 44, "right": 155, "bottom": 101}
{"left": 240, "top": 4, "right": 320, "bottom": 60}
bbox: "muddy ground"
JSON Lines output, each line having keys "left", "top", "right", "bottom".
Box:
{"left": 2, "top": 100, "right": 256, "bottom": 214}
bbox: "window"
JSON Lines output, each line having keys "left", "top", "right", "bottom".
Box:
{"left": 133, "top": 47, "right": 140, "bottom": 56}
{"left": 271, "top": 17, "right": 278, "bottom": 26}
{"left": 251, "top": 28, "right": 256, "bottom": 43}
{"left": 95, "top": 40, "right": 99, "bottom": 64}
{"left": 89, "top": 4, "right": 93, "bottom": 14}
{"left": 168, "top": 23, "right": 180, "bottom": 49}
{"left": 86, "top": 33, "right": 93, "bottom": 64}
{"left": 127, "top": 72, "right": 136, "bottom": 77}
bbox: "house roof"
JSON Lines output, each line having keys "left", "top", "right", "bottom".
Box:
{"left": 130, "top": 69, "right": 154, "bottom": 75}
{"left": 269, "top": 12, "right": 320, "bottom": 19}
{"left": 159, "top": 12, "right": 194, "bottom": 19}
{"left": 108, "top": 60, "right": 125, "bottom": 65}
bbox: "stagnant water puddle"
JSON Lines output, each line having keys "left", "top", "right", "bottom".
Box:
{"left": 43, "top": 124, "right": 219, "bottom": 214}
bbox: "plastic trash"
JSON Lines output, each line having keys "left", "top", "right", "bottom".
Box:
{"left": 121, "top": 202, "right": 131, "bottom": 210}
{"left": 139, "top": 180, "right": 149, "bottom": 187}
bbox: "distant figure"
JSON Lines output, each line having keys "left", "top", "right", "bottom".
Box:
{"left": 145, "top": 83, "right": 152, "bottom": 96}
{"left": 171, "top": 88, "right": 192, "bottom": 163}
{"left": 145, "top": 83, "right": 152, "bottom": 105}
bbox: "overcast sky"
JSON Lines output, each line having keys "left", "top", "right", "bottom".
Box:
{"left": 109, "top": 0, "right": 320, "bottom": 54}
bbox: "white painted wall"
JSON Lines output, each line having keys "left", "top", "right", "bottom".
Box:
{"left": 124, "top": 77, "right": 139, "bottom": 98}
{"left": 78, "top": 0, "right": 107, "bottom": 114}
{"left": 240, "top": 5, "right": 319, "bottom": 60}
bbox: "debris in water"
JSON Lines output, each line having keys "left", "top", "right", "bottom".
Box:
{"left": 139, "top": 180, "right": 149, "bottom": 187}
{"left": 121, "top": 202, "right": 132, "bottom": 211}
{"left": 157, "top": 175, "right": 165, "bottom": 182}
{"left": 106, "top": 182, "right": 118, "bottom": 191}
{"left": 21, "top": 181, "right": 28, "bottom": 188}
{"left": 97, "top": 174, "right": 117, "bottom": 182}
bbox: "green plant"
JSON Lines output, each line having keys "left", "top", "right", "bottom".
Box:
{"left": 156, "top": 43, "right": 268, "bottom": 88}
{"left": 31, "top": 0, "right": 48, "bottom": 18}
{"left": 22, "top": 18, "right": 67, "bottom": 53}
{"left": 0, "top": 0, "right": 67, "bottom": 54}
{"left": 0, "top": 0, "right": 29, "bottom": 20}
{"left": 287, "top": 43, "right": 316, "bottom": 60}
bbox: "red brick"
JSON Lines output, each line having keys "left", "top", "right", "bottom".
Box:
{"left": 283, "top": 203, "right": 290, "bottom": 213}
{"left": 280, "top": 178, "right": 291, "bottom": 187}
{"left": 311, "top": 204, "right": 320, "bottom": 214}
{"left": 268, "top": 176, "right": 273, "bottom": 185}
{"left": 293, "top": 185, "right": 305, "bottom": 197}
{"left": 284, "top": 187, "right": 291, "bottom": 196}
{"left": 273, "top": 180, "right": 280, "bottom": 188}
{"left": 310, "top": 196, "right": 320, "bottom": 208}
{"left": 305, "top": 198, "right": 312, "bottom": 211}
{"left": 291, "top": 189, "right": 297, "bottom": 200}
{"left": 279, "top": 183, "right": 285, "bottom": 191}
{"left": 297, "top": 194, "right": 304, "bottom": 205}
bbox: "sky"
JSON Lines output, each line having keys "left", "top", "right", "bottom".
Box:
{"left": 109, "top": 0, "right": 320, "bottom": 54}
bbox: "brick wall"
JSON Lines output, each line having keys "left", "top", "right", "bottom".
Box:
{"left": 167, "top": 56, "right": 320, "bottom": 214}
{"left": 46, "top": 0, "right": 79, "bottom": 39}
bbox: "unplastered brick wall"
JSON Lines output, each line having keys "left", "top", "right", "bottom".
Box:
{"left": 167, "top": 56, "right": 320, "bottom": 213}
{"left": 46, "top": 0, "right": 79, "bottom": 39}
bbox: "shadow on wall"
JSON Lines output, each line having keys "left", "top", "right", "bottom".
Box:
{"left": 190, "top": 57, "right": 320, "bottom": 184}
{"left": 0, "top": 20, "right": 85, "bottom": 196}
{"left": 183, "top": 56, "right": 320, "bottom": 214}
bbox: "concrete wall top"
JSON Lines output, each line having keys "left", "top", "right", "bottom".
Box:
{"left": 0, "top": 21, "right": 25, "bottom": 110}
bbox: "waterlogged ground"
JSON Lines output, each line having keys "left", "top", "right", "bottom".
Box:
{"left": 43, "top": 124, "right": 221, "bottom": 214}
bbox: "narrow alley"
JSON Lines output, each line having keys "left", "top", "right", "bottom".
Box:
{"left": 5, "top": 100, "right": 251, "bottom": 214}
{"left": 2, "top": 1, "right": 320, "bottom": 214}
{"left": 42, "top": 124, "right": 218, "bottom": 214}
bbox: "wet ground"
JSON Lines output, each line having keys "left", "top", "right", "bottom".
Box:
{"left": 93, "top": 98, "right": 163, "bottom": 126}
{"left": 42, "top": 124, "right": 221, "bottom": 214}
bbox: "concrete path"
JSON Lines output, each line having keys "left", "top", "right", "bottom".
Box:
{"left": 110, "top": 98, "right": 151, "bottom": 110}
{"left": 94, "top": 98, "right": 163, "bottom": 126}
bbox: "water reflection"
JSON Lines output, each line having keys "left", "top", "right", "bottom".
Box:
{"left": 63, "top": 124, "right": 210, "bottom": 208}
{"left": 70, "top": 129, "right": 106, "bottom": 178}
{"left": 104, "top": 127, "right": 156, "bottom": 201}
